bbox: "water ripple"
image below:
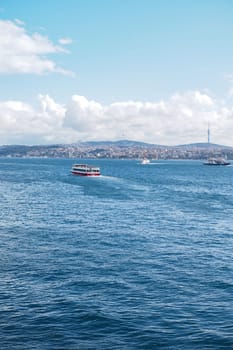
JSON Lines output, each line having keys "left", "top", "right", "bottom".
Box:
{"left": 0, "top": 159, "right": 233, "bottom": 349}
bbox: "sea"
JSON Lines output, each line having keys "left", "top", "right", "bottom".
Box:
{"left": 1, "top": 158, "right": 233, "bottom": 350}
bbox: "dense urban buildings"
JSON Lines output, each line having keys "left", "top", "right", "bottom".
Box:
{"left": 0, "top": 141, "right": 232, "bottom": 160}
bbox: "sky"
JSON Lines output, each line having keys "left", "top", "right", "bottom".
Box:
{"left": 0, "top": 0, "right": 233, "bottom": 146}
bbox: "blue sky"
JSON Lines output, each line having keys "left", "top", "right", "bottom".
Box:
{"left": 0, "top": 0, "right": 233, "bottom": 145}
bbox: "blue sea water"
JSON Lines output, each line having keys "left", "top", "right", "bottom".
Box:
{"left": 1, "top": 158, "right": 233, "bottom": 349}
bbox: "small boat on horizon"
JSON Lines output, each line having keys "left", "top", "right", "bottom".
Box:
{"left": 141, "top": 158, "right": 150, "bottom": 165}
{"left": 71, "top": 164, "right": 101, "bottom": 176}
{"left": 203, "top": 157, "right": 231, "bottom": 166}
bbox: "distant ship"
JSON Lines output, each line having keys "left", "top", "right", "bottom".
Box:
{"left": 71, "top": 164, "right": 101, "bottom": 176}
{"left": 141, "top": 158, "right": 150, "bottom": 165}
{"left": 203, "top": 157, "right": 231, "bottom": 166}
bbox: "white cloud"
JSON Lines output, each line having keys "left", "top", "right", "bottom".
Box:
{"left": 0, "top": 90, "right": 233, "bottom": 146}
{"left": 63, "top": 91, "right": 218, "bottom": 145}
{"left": 59, "top": 38, "right": 73, "bottom": 45}
{"left": 0, "top": 19, "right": 73, "bottom": 75}
{"left": 0, "top": 95, "right": 66, "bottom": 144}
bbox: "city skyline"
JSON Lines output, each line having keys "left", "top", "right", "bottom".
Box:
{"left": 1, "top": 0, "right": 233, "bottom": 146}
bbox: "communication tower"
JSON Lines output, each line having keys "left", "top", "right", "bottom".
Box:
{"left": 208, "top": 122, "right": 210, "bottom": 144}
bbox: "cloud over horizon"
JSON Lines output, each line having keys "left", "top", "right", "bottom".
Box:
{"left": 0, "top": 19, "right": 73, "bottom": 75}
{"left": 0, "top": 91, "right": 232, "bottom": 146}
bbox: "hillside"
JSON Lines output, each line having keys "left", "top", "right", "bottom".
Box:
{"left": 0, "top": 140, "right": 232, "bottom": 159}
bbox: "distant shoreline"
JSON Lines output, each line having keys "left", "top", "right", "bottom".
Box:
{"left": 0, "top": 141, "right": 232, "bottom": 160}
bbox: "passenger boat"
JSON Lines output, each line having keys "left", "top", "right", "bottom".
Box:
{"left": 203, "top": 157, "right": 231, "bottom": 166}
{"left": 71, "top": 164, "right": 101, "bottom": 176}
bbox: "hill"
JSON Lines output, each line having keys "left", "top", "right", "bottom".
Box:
{"left": 0, "top": 140, "right": 233, "bottom": 159}
{"left": 175, "top": 142, "right": 233, "bottom": 149}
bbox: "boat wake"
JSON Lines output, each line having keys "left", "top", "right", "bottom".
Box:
{"left": 137, "top": 161, "right": 165, "bottom": 165}
{"left": 64, "top": 173, "right": 149, "bottom": 200}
